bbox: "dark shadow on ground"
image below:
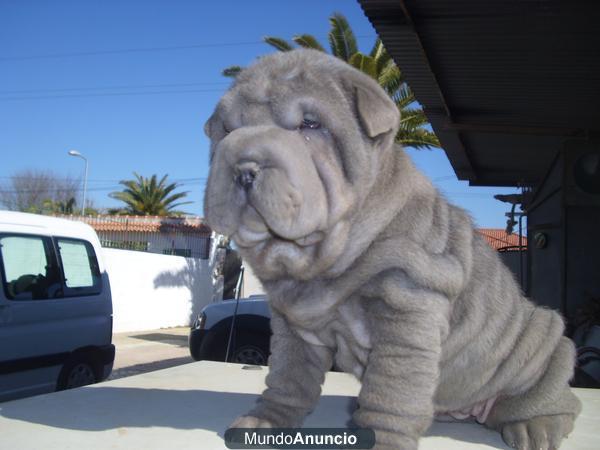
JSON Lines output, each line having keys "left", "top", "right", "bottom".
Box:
{"left": 131, "top": 333, "right": 189, "bottom": 347}
{"left": 427, "top": 420, "right": 507, "bottom": 449}
{"left": 0, "top": 387, "right": 346, "bottom": 435}
{"left": 0, "top": 385, "right": 508, "bottom": 448}
{"left": 108, "top": 356, "right": 193, "bottom": 380}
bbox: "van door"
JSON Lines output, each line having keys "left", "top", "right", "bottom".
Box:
{"left": 52, "top": 235, "right": 112, "bottom": 352}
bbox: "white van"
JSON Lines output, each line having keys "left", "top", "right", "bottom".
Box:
{"left": 0, "top": 211, "right": 114, "bottom": 402}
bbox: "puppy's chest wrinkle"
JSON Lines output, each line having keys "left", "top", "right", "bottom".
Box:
{"left": 290, "top": 296, "right": 373, "bottom": 378}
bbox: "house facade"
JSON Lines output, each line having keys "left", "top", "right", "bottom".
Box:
{"left": 60, "top": 215, "right": 212, "bottom": 259}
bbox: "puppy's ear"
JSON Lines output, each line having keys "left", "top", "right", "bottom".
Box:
{"left": 354, "top": 82, "right": 400, "bottom": 139}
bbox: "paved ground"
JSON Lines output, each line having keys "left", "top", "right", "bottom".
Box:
{"left": 108, "top": 327, "right": 194, "bottom": 380}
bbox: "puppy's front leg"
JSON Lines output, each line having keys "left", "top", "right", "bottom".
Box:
{"left": 355, "top": 290, "right": 449, "bottom": 450}
{"left": 232, "top": 309, "right": 334, "bottom": 429}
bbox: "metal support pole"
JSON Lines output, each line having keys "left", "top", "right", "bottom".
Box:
{"left": 68, "top": 150, "right": 89, "bottom": 215}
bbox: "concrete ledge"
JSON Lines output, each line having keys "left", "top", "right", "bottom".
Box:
{"left": 0, "top": 361, "right": 597, "bottom": 449}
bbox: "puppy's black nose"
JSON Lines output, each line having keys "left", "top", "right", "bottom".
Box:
{"left": 234, "top": 162, "right": 260, "bottom": 191}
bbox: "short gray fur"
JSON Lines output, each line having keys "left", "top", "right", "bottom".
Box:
{"left": 203, "top": 49, "right": 581, "bottom": 450}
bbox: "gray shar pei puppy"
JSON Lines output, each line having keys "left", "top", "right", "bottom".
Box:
{"left": 204, "top": 49, "right": 581, "bottom": 449}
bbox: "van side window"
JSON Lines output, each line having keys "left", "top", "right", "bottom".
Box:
{"left": 55, "top": 238, "right": 101, "bottom": 296}
{"left": 0, "top": 235, "right": 63, "bottom": 300}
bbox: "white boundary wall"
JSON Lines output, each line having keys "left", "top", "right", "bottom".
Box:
{"left": 102, "top": 248, "right": 214, "bottom": 333}
{"left": 241, "top": 264, "right": 265, "bottom": 297}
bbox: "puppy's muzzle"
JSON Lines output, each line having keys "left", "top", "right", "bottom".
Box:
{"left": 234, "top": 161, "right": 260, "bottom": 191}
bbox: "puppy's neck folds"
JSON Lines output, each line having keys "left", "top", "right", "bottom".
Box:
{"left": 324, "top": 146, "right": 431, "bottom": 277}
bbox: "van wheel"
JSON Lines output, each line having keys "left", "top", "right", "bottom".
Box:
{"left": 57, "top": 358, "right": 98, "bottom": 390}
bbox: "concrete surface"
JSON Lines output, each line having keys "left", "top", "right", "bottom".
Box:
{"left": 109, "top": 327, "right": 193, "bottom": 380}
{"left": 0, "top": 361, "right": 597, "bottom": 450}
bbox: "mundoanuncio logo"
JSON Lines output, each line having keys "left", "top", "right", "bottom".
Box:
{"left": 224, "top": 428, "right": 375, "bottom": 449}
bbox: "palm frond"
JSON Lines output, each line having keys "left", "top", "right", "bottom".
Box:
{"left": 263, "top": 36, "right": 294, "bottom": 52}
{"left": 378, "top": 61, "right": 404, "bottom": 96}
{"left": 369, "top": 38, "right": 383, "bottom": 59}
{"left": 396, "top": 128, "right": 441, "bottom": 149}
{"left": 108, "top": 191, "right": 131, "bottom": 202}
{"left": 157, "top": 174, "right": 169, "bottom": 188}
{"left": 292, "top": 34, "right": 325, "bottom": 51}
{"left": 392, "top": 83, "right": 416, "bottom": 109}
{"left": 222, "top": 66, "right": 243, "bottom": 78}
{"left": 369, "top": 38, "right": 392, "bottom": 76}
{"left": 348, "top": 53, "right": 377, "bottom": 79}
{"left": 328, "top": 13, "right": 358, "bottom": 61}
{"left": 219, "top": 13, "right": 439, "bottom": 151}
{"left": 109, "top": 173, "right": 192, "bottom": 215}
{"left": 165, "top": 200, "right": 194, "bottom": 210}
{"left": 162, "top": 191, "right": 192, "bottom": 206}
{"left": 161, "top": 182, "right": 179, "bottom": 198}
{"left": 398, "top": 108, "right": 430, "bottom": 129}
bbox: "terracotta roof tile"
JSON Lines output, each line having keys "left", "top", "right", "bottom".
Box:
{"left": 478, "top": 228, "right": 527, "bottom": 251}
{"left": 57, "top": 215, "right": 212, "bottom": 235}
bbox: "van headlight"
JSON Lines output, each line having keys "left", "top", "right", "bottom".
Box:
{"left": 192, "top": 312, "right": 206, "bottom": 330}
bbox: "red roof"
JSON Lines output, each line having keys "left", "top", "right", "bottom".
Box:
{"left": 477, "top": 228, "right": 527, "bottom": 251}
{"left": 58, "top": 215, "right": 212, "bottom": 236}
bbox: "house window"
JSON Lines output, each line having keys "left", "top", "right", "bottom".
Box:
{"left": 0, "top": 234, "right": 62, "bottom": 300}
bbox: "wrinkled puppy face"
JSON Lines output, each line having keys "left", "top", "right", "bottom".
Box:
{"left": 204, "top": 50, "right": 399, "bottom": 280}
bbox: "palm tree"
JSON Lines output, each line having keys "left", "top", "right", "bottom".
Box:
{"left": 109, "top": 173, "right": 192, "bottom": 216}
{"left": 223, "top": 13, "right": 440, "bottom": 149}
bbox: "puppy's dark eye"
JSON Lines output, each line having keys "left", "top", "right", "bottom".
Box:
{"left": 300, "top": 114, "right": 320, "bottom": 130}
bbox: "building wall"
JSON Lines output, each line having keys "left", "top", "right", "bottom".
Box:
{"left": 527, "top": 144, "right": 600, "bottom": 321}
{"left": 565, "top": 205, "right": 600, "bottom": 319}
{"left": 241, "top": 264, "right": 265, "bottom": 297}
{"left": 499, "top": 251, "right": 528, "bottom": 292}
{"left": 102, "top": 248, "right": 214, "bottom": 332}
{"left": 527, "top": 154, "right": 564, "bottom": 312}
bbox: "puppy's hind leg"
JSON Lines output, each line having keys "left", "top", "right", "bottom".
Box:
{"left": 485, "top": 337, "right": 582, "bottom": 450}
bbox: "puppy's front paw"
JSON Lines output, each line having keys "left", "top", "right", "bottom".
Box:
{"left": 501, "top": 414, "right": 574, "bottom": 450}
{"left": 229, "top": 415, "right": 274, "bottom": 429}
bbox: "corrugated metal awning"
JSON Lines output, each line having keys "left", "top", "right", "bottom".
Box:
{"left": 359, "top": 0, "right": 600, "bottom": 187}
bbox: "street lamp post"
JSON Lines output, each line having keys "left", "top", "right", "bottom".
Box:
{"left": 68, "top": 150, "right": 88, "bottom": 215}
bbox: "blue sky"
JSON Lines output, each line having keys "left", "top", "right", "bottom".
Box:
{"left": 0, "top": 0, "right": 518, "bottom": 228}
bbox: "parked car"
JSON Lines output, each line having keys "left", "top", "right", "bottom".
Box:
{"left": 189, "top": 295, "right": 271, "bottom": 365}
{"left": 0, "top": 211, "right": 115, "bottom": 402}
